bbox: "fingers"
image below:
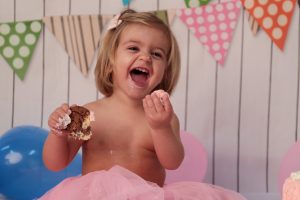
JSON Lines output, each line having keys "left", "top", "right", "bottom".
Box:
{"left": 143, "top": 90, "right": 173, "bottom": 113}
{"left": 143, "top": 91, "right": 174, "bottom": 129}
{"left": 160, "top": 93, "right": 173, "bottom": 113}
{"left": 151, "top": 92, "right": 165, "bottom": 112}
{"left": 48, "top": 103, "right": 72, "bottom": 130}
{"left": 143, "top": 95, "right": 162, "bottom": 114}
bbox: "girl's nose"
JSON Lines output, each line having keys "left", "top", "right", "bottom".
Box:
{"left": 139, "top": 52, "right": 151, "bottom": 62}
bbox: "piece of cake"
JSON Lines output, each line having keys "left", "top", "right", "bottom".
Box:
{"left": 282, "top": 171, "right": 300, "bottom": 200}
{"left": 64, "top": 105, "right": 93, "bottom": 140}
{"left": 153, "top": 90, "right": 169, "bottom": 104}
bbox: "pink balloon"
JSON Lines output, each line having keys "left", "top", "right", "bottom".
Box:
{"left": 278, "top": 140, "right": 300, "bottom": 193}
{"left": 165, "top": 131, "right": 207, "bottom": 184}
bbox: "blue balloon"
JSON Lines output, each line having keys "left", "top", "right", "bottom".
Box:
{"left": 0, "top": 125, "right": 82, "bottom": 200}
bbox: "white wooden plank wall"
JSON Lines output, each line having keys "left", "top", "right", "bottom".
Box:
{"left": 0, "top": 0, "right": 299, "bottom": 199}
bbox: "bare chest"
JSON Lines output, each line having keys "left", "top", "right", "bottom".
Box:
{"left": 85, "top": 111, "right": 153, "bottom": 152}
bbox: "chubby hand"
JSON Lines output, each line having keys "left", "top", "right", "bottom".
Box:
{"left": 143, "top": 90, "right": 173, "bottom": 129}
{"left": 48, "top": 103, "right": 72, "bottom": 136}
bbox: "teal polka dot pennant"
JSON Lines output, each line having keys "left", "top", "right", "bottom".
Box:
{"left": 122, "top": 0, "right": 131, "bottom": 6}
{"left": 0, "top": 20, "right": 42, "bottom": 80}
{"left": 184, "top": 0, "right": 211, "bottom": 8}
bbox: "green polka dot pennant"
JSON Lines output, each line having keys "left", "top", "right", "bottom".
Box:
{"left": 184, "top": 0, "right": 211, "bottom": 8}
{"left": 0, "top": 20, "right": 42, "bottom": 80}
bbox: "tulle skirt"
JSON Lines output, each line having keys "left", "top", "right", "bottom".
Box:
{"left": 39, "top": 165, "right": 246, "bottom": 200}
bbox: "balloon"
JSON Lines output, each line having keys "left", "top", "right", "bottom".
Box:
{"left": 278, "top": 140, "right": 300, "bottom": 193}
{"left": 0, "top": 125, "right": 82, "bottom": 200}
{"left": 165, "top": 131, "right": 207, "bottom": 184}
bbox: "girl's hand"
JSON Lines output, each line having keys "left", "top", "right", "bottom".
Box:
{"left": 48, "top": 103, "right": 72, "bottom": 137}
{"left": 143, "top": 90, "right": 173, "bottom": 130}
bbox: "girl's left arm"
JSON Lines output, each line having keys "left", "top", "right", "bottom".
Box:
{"left": 143, "top": 92, "right": 184, "bottom": 170}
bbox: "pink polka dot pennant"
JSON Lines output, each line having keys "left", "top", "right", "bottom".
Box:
{"left": 241, "top": 0, "right": 297, "bottom": 50}
{"left": 177, "top": 0, "right": 242, "bottom": 65}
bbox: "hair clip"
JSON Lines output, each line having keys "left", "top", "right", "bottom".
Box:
{"left": 107, "top": 14, "right": 122, "bottom": 30}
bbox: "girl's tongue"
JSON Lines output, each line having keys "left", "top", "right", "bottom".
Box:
{"left": 130, "top": 68, "right": 149, "bottom": 87}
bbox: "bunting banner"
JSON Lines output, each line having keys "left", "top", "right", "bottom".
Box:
{"left": 177, "top": 0, "right": 242, "bottom": 65}
{"left": 122, "top": 0, "right": 132, "bottom": 6}
{"left": 167, "top": 9, "right": 177, "bottom": 25}
{"left": 246, "top": 11, "right": 260, "bottom": 35}
{"left": 184, "top": 0, "right": 212, "bottom": 7}
{"left": 0, "top": 1, "right": 299, "bottom": 81}
{"left": 153, "top": 10, "right": 177, "bottom": 26}
{"left": 0, "top": 20, "right": 42, "bottom": 80}
{"left": 43, "top": 15, "right": 111, "bottom": 76}
{"left": 241, "top": 0, "right": 296, "bottom": 50}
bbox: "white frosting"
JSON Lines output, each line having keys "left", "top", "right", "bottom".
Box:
{"left": 290, "top": 171, "right": 300, "bottom": 180}
{"left": 89, "top": 111, "right": 95, "bottom": 122}
{"left": 57, "top": 114, "right": 71, "bottom": 129}
{"left": 153, "top": 90, "right": 169, "bottom": 104}
{"left": 70, "top": 131, "right": 92, "bottom": 141}
{"left": 70, "top": 114, "right": 94, "bottom": 141}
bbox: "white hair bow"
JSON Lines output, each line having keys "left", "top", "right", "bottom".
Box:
{"left": 107, "top": 14, "right": 122, "bottom": 30}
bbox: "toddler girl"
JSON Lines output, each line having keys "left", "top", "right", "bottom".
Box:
{"left": 40, "top": 9, "right": 246, "bottom": 200}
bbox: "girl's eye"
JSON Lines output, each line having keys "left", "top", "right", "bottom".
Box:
{"left": 151, "top": 51, "right": 163, "bottom": 59}
{"left": 128, "top": 46, "right": 139, "bottom": 51}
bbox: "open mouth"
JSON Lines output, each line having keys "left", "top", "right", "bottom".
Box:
{"left": 129, "top": 67, "right": 150, "bottom": 87}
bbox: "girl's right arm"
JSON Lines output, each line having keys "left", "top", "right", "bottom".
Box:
{"left": 43, "top": 103, "right": 83, "bottom": 171}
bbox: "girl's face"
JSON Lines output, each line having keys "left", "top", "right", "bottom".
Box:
{"left": 112, "top": 23, "right": 170, "bottom": 99}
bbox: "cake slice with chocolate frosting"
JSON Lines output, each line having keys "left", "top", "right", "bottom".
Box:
{"left": 65, "top": 105, "right": 93, "bottom": 140}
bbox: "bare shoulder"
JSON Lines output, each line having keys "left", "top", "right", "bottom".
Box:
{"left": 83, "top": 99, "right": 106, "bottom": 110}
{"left": 83, "top": 98, "right": 112, "bottom": 121}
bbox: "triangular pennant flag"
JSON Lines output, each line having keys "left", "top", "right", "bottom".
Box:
{"left": 184, "top": 0, "right": 212, "bottom": 8}
{"left": 43, "top": 15, "right": 105, "bottom": 76}
{"left": 241, "top": 0, "right": 296, "bottom": 50}
{"left": 246, "top": 11, "right": 260, "bottom": 35}
{"left": 167, "top": 9, "right": 177, "bottom": 25}
{"left": 177, "top": 0, "right": 242, "bottom": 65}
{"left": 0, "top": 20, "right": 42, "bottom": 80}
{"left": 103, "top": 15, "right": 114, "bottom": 25}
{"left": 102, "top": 14, "right": 114, "bottom": 31}
{"left": 153, "top": 10, "right": 177, "bottom": 26}
{"left": 154, "top": 10, "right": 170, "bottom": 25}
{"left": 122, "top": 0, "right": 131, "bottom": 6}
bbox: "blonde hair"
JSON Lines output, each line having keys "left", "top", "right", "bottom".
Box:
{"left": 95, "top": 9, "right": 181, "bottom": 97}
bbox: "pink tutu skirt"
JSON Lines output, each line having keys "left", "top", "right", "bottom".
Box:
{"left": 39, "top": 165, "right": 246, "bottom": 200}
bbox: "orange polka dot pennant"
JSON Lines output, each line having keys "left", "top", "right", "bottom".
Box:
{"left": 177, "top": 0, "right": 242, "bottom": 65}
{"left": 241, "top": 0, "right": 296, "bottom": 50}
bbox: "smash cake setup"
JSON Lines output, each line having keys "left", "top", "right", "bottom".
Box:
{"left": 282, "top": 171, "right": 300, "bottom": 200}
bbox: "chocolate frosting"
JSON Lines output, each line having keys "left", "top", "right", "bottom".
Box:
{"left": 65, "top": 106, "right": 90, "bottom": 135}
